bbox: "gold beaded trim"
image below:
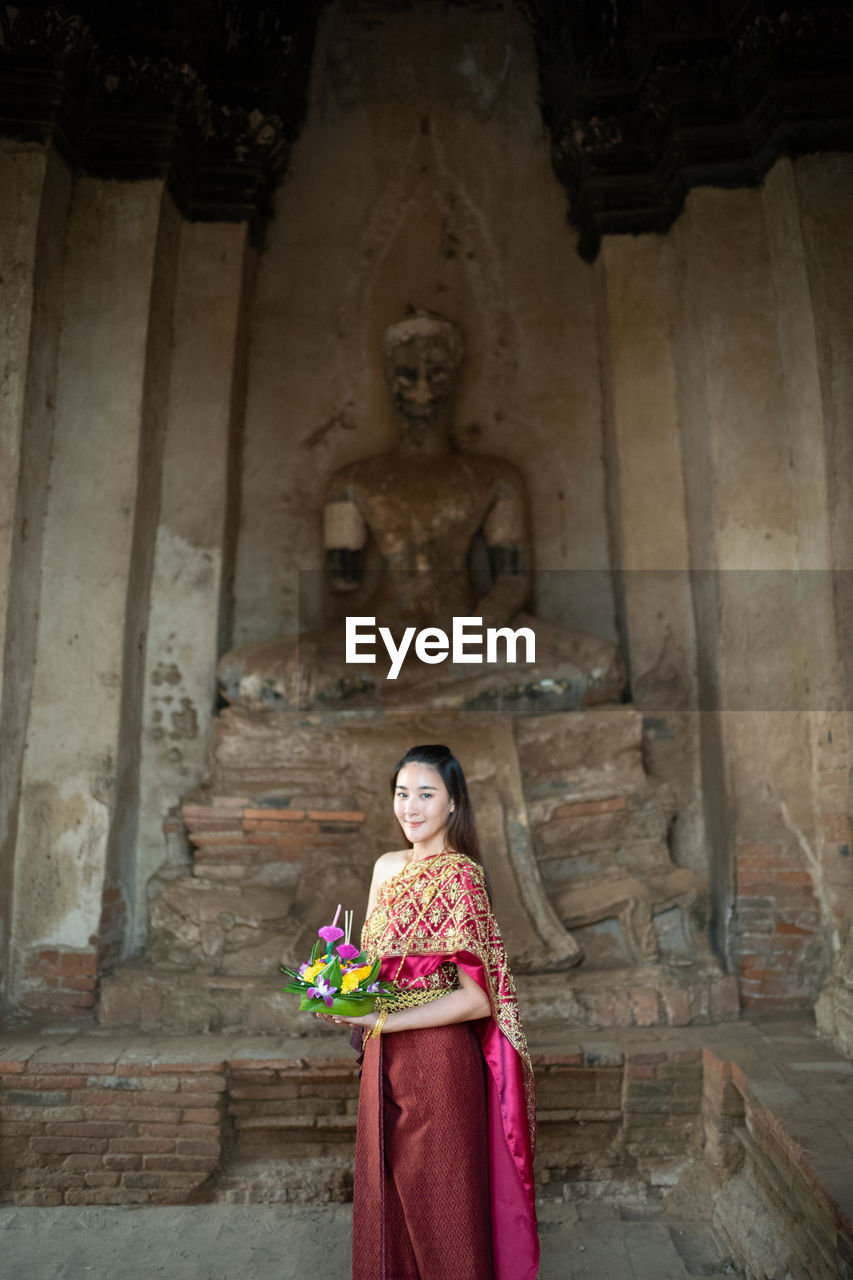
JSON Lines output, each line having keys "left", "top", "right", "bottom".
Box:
{"left": 383, "top": 986, "right": 452, "bottom": 1012}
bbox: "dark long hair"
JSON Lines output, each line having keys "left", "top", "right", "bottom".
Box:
{"left": 389, "top": 744, "right": 482, "bottom": 868}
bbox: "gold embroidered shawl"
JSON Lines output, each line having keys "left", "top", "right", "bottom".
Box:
{"left": 362, "top": 850, "right": 536, "bottom": 1143}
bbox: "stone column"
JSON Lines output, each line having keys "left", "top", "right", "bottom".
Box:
{"left": 671, "top": 164, "right": 837, "bottom": 1007}
{"left": 133, "top": 220, "right": 253, "bottom": 950}
{"left": 793, "top": 152, "right": 853, "bottom": 1053}
{"left": 0, "top": 143, "right": 73, "bottom": 1012}
{"left": 598, "top": 232, "right": 706, "bottom": 882}
{"left": 9, "top": 176, "right": 180, "bottom": 1017}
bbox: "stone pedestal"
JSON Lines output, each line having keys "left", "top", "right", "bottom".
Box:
{"left": 100, "top": 704, "right": 736, "bottom": 1033}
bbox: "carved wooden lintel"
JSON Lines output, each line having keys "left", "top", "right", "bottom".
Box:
{"left": 520, "top": 0, "right": 853, "bottom": 259}
{"left": 1, "top": 2, "right": 851, "bottom": 253}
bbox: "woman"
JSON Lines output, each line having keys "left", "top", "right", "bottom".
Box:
{"left": 318, "top": 744, "right": 539, "bottom": 1280}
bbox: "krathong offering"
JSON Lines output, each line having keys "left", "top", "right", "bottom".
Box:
{"left": 281, "top": 904, "right": 397, "bottom": 1015}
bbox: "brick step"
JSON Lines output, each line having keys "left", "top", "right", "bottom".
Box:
{"left": 98, "top": 961, "right": 739, "bottom": 1035}
{"left": 178, "top": 795, "right": 365, "bottom": 878}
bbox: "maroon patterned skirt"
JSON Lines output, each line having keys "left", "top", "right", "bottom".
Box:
{"left": 352, "top": 1022, "right": 494, "bottom": 1280}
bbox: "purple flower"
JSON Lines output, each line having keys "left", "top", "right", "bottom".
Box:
{"left": 307, "top": 975, "right": 336, "bottom": 1007}
{"left": 337, "top": 943, "right": 360, "bottom": 961}
{"left": 367, "top": 982, "right": 382, "bottom": 994}
{"left": 298, "top": 962, "right": 309, "bottom": 978}
{"left": 318, "top": 924, "right": 345, "bottom": 945}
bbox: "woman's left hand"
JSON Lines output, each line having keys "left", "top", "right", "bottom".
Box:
{"left": 315, "top": 1011, "right": 377, "bottom": 1030}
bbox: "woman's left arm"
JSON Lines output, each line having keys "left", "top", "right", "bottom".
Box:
{"left": 318, "top": 966, "right": 491, "bottom": 1034}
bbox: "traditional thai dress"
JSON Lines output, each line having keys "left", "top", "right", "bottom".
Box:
{"left": 352, "top": 850, "right": 539, "bottom": 1280}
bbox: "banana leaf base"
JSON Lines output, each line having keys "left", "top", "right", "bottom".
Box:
{"left": 298, "top": 993, "right": 380, "bottom": 1016}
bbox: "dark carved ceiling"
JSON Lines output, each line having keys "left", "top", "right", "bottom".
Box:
{"left": 520, "top": 0, "right": 853, "bottom": 257}
{"left": 1, "top": 1, "right": 852, "bottom": 255}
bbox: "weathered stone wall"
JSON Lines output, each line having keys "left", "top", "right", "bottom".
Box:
{"left": 0, "top": 0, "right": 851, "bottom": 1038}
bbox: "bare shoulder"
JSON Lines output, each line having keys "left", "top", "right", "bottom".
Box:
{"left": 372, "top": 848, "right": 409, "bottom": 886}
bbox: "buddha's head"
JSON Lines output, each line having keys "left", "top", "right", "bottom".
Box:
{"left": 383, "top": 311, "right": 464, "bottom": 435}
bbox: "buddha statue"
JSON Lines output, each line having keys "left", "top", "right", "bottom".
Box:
{"left": 218, "top": 311, "right": 624, "bottom": 712}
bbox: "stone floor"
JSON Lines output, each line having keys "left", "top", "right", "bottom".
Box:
{"left": 0, "top": 1198, "right": 742, "bottom": 1279}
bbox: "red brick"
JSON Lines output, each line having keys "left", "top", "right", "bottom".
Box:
{"left": 2, "top": 1073, "right": 85, "bottom": 1090}
{"left": 30, "top": 1061, "right": 116, "bottom": 1075}
{"left": 103, "top": 1075, "right": 181, "bottom": 1091}
{"left": 147, "top": 1189, "right": 197, "bottom": 1204}
{"left": 776, "top": 871, "right": 814, "bottom": 887}
{"left": 107, "top": 1137, "right": 175, "bottom": 1154}
{"left": 57, "top": 953, "right": 98, "bottom": 974}
{"left": 62, "top": 1154, "right": 105, "bottom": 1171}
{"left": 242, "top": 808, "right": 307, "bottom": 821}
{"left": 84, "top": 1172, "right": 120, "bottom": 1187}
{"left": 173, "top": 1092, "right": 223, "bottom": 1110}
{"left": 142, "top": 1155, "right": 219, "bottom": 1171}
{"left": 137, "top": 1122, "right": 220, "bottom": 1139}
{"left": 30, "top": 1137, "right": 108, "bottom": 1154}
{"left": 73, "top": 1088, "right": 181, "bottom": 1108}
{"left": 45, "top": 1122, "right": 129, "bottom": 1138}
{"left": 242, "top": 819, "right": 319, "bottom": 834}
{"left": 115, "top": 1063, "right": 155, "bottom": 1077}
{"left": 12, "top": 1190, "right": 64, "bottom": 1206}
{"left": 0, "top": 1122, "right": 44, "bottom": 1136}
{"left": 60, "top": 976, "right": 97, "bottom": 992}
{"left": 124, "top": 1108, "right": 181, "bottom": 1124}
{"left": 175, "top": 1139, "right": 220, "bottom": 1157}
{"left": 152, "top": 1173, "right": 207, "bottom": 1188}
{"left": 182, "top": 1108, "right": 221, "bottom": 1123}
{"left": 153, "top": 1061, "right": 226, "bottom": 1075}
{"left": 23, "top": 992, "right": 94, "bottom": 1009}
{"left": 228, "top": 1068, "right": 278, "bottom": 1083}
{"left": 121, "top": 1172, "right": 170, "bottom": 1189}
{"left": 178, "top": 1074, "right": 225, "bottom": 1092}
{"left": 308, "top": 809, "right": 364, "bottom": 823}
{"left": 134, "top": 1122, "right": 180, "bottom": 1138}
{"left": 3, "top": 1106, "right": 85, "bottom": 1123}
{"left": 64, "top": 1189, "right": 149, "bottom": 1205}
{"left": 103, "top": 1154, "right": 141, "bottom": 1171}
{"left": 229, "top": 1083, "right": 301, "bottom": 1101}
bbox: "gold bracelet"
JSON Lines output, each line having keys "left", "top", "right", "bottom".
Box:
{"left": 370, "top": 1006, "right": 389, "bottom": 1039}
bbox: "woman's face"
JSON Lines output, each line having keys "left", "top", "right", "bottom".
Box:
{"left": 393, "top": 763, "right": 454, "bottom": 850}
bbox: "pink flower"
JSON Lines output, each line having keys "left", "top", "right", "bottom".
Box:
{"left": 318, "top": 924, "right": 345, "bottom": 945}
{"left": 307, "top": 975, "right": 336, "bottom": 1007}
{"left": 337, "top": 943, "right": 360, "bottom": 961}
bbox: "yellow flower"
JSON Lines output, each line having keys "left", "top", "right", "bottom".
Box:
{"left": 303, "top": 961, "right": 327, "bottom": 983}
{"left": 341, "top": 965, "right": 372, "bottom": 994}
